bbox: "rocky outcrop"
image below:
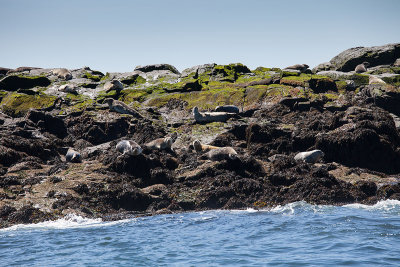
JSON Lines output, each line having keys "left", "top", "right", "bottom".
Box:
{"left": 318, "top": 43, "right": 400, "bottom": 72}
{"left": 1, "top": 51, "right": 400, "bottom": 228}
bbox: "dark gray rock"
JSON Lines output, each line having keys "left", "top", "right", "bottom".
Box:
{"left": 0, "top": 75, "right": 51, "bottom": 91}
{"left": 134, "top": 64, "right": 180, "bottom": 75}
{"left": 329, "top": 43, "right": 400, "bottom": 72}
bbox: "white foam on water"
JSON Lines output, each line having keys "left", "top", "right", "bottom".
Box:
{"left": 344, "top": 199, "right": 400, "bottom": 212}
{"left": 1, "top": 214, "right": 132, "bottom": 232}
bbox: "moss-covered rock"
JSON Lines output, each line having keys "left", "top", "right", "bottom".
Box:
{"left": 0, "top": 75, "right": 51, "bottom": 91}
{"left": 0, "top": 92, "right": 56, "bottom": 117}
{"left": 120, "top": 74, "right": 147, "bottom": 86}
{"left": 210, "top": 63, "right": 251, "bottom": 82}
{"left": 147, "top": 88, "right": 246, "bottom": 110}
{"left": 83, "top": 72, "right": 102, "bottom": 82}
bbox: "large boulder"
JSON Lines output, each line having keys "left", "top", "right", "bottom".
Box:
{"left": 0, "top": 75, "right": 51, "bottom": 91}
{"left": 134, "top": 64, "right": 180, "bottom": 75}
{"left": 328, "top": 43, "right": 400, "bottom": 72}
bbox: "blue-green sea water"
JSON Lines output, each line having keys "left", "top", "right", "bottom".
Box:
{"left": 1, "top": 200, "right": 400, "bottom": 266}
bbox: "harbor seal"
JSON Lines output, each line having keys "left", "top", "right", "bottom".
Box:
{"left": 145, "top": 137, "right": 173, "bottom": 150}
{"left": 192, "top": 106, "right": 232, "bottom": 123}
{"left": 284, "top": 64, "right": 309, "bottom": 73}
{"left": 104, "top": 98, "right": 143, "bottom": 118}
{"left": 104, "top": 79, "right": 124, "bottom": 92}
{"left": 52, "top": 68, "right": 72, "bottom": 80}
{"left": 294, "top": 149, "right": 324, "bottom": 163}
{"left": 59, "top": 84, "right": 78, "bottom": 94}
{"left": 205, "top": 147, "right": 238, "bottom": 161}
{"left": 65, "top": 148, "right": 81, "bottom": 163}
{"left": 354, "top": 62, "right": 369, "bottom": 73}
{"left": 116, "top": 140, "right": 143, "bottom": 156}
{"left": 215, "top": 105, "right": 239, "bottom": 114}
{"left": 193, "top": 140, "right": 219, "bottom": 152}
{"left": 369, "top": 75, "right": 386, "bottom": 85}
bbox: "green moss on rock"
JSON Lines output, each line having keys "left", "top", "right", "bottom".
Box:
{"left": 1, "top": 92, "right": 56, "bottom": 117}
{"left": 147, "top": 88, "right": 245, "bottom": 110}
{"left": 83, "top": 72, "right": 102, "bottom": 82}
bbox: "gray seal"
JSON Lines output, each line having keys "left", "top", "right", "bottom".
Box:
{"left": 145, "top": 137, "right": 173, "bottom": 150}
{"left": 369, "top": 75, "right": 386, "bottom": 85}
{"left": 284, "top": 64, "right": 309, "bottom": 73}
{"left": 116, "top": 140, "right": 143, "bottom": 156}
{"left": 66, "top": 148, "right": 81, "bottom": 163}
{"left": 215, "top": 105, "right": 239, "bottom": 113}
{"left": 205, "top": 147, "right": 238, "bottom": 161}
{"left": 294, "top": 149, "right": 324, "bottom": 163}
{"left": 104, "top": 79, "right": 124, "bottom": 92}
{"left": 354, "top": 62, "right": 369, "bottom": 73}
{"left": 105, "top": 98, "right": 143, "bottom": 118}
{"left": 192, "top": 140, "right": 219, "bottom": 152}
{"left": 52, "top": 68, "right": 72, "bottom": 80}
{"left": 192, "top": 106, "right": 232, "bottom": 123}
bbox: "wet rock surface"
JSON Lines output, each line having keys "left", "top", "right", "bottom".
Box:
{"left": 1, "top": 43, "right": 400, "bottom": 228}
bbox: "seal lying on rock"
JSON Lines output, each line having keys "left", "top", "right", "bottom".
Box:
{"left": 369, "top": 75, "right": 386, "bottom": 85}
{"left": 104, "top": 80, "right": 123, "bottom": 92}
{"left": 354, "top": 62, "right": 369, "bottom": 73}
{"left": 104, "top": 98, "right": 143, "bottom": 118}
{"left": 116, "top": 140, "right": 142, "bottom": 156}
{"left": 205, "top": 147, "right": 238, "bottom": 161}
{"left": 192, "top": 106, "right": 233, "bottom": 123}
{"left": 59, "top": 84, "right": 78, "bottom": 94}
{"left": 65, "top": 148, "right": 81, "bottom": 163}
{"left": 215, "top": 105, "right": 240, "bottom": 113}
{"left": 145, "top": 137, "right": 173, "bottom": 150}
{"left": 284, "top": 64, "right": 309, "bottom": 73}
{"left": 294, "top": 150, "right": 324, "bottom": 163}
{"left": 193, "top": 140, "right": 219, "bottom": 152}
{"left": 52, "top": 68, "right": 72, "bottom": 80}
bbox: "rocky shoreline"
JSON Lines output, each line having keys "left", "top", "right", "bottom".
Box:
{"left": 1, "top": 43, "right": 400, "bottom": 228}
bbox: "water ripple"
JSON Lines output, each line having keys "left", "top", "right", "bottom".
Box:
{"left": 1, "top": 200, "right": 400, "bottom": 266}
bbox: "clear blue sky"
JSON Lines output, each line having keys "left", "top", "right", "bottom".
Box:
{"left": 1, "top": 0, "right": 399, "bottom": 72}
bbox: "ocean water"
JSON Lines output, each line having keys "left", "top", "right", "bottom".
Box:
{"left": 1, "top": 200, "right": 400, "bottom": 266}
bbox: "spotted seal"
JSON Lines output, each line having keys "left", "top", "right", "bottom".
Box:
{"left": 284, "top": 64, "right": 309, "bottom": 73}
{"left": 369, "top": 75, "right": 386, "bottom": 85}
{"left": 65, "top": 148, "right": 81, "bottom": 163}
{"left": 145, "top": 137, "right": 173, "bottom": 150}
{"left": 116, "top": 140, "right": 143, "bottom": 156}
{"left": 215, "top": 105, "right": 239, "bottom": 114}
{"left": 192, "top": 140, "right": 219, "bottom": 152}
{"left": 192, "top": 106, "right": 232, "bottom": 123}
{"left": 52, "top": 68, "right": 72, "bottom": 80}
{"left": 205, "top": 147, "right": 238, "bottom": 161}
{"left": 354, "top": 62, "right": 369, "bottom": 73}
{"left": 105, "top": 98, "right": 143, "bottom": 118}
{"left": 104, "top": 79, "right": 124, "bottom": 92}
{"left": 294, "top": 149, "right": 324, "bottom": 163}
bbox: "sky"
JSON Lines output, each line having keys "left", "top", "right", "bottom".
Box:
{"left": 1, "top": 0, "right": 399, "bottom": 73}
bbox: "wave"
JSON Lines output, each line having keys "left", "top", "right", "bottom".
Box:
{"left": 344, "top": 199, "right": 400, "bottom": 212}
{"left": 2, "top": 200, "right": 400, "bottom": 232}
{"left": 1, "top": 214, "right": 131, "bottom": 232}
